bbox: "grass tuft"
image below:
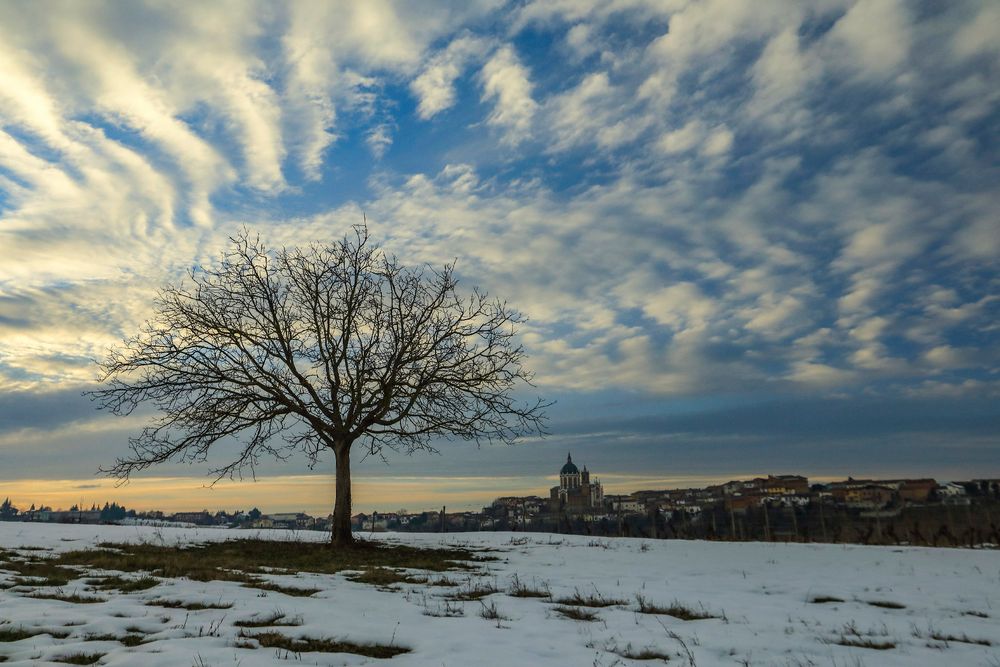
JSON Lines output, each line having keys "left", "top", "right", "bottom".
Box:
{"left": 82, "top": 633, "right": 147, "bottom": 647}
{"left": 5, "top": 559, "right": 77, "bottom": 587}
{"left": 508, "top": 574, "right": 549, "bottom": 599}
{"left": 636, "top": 595, "right": 717, "bottom": 620}
{"left": 54, "top": 538, "right": 476, "bottom": 585}
{"left": 26, "top": 592, "right": 106, "bottom": 604}
{"left": 0, "top": 626, "right": 44, "bottom": 642}
{"left": 233, "top": 611, "right": 302, "bottom": 628}
{"left": 240, "top": 630, "right": 409, "bottom": 657}
{"left": 613, "top": 645, "right": 671, "bottom": 661}
{"left": 928, "top": 630, "right": 992, "bottom": 646}
{"left": 52, "top": 653, "right": 105, "bottom": 665}
{"left": 427, "top": 576, "right": 460, "bottom": 587}
{"left": 347, "top": 567, "right": 426, "bottom": 587}
{"left": 834, "top": 638, "right": 896, "bottom": 650}
{"left": 422, "top": 600, "right": 464, "bottom": 617}
{"left": 87, "top": 575, "right": 159, "bottom": 592}
{"left": 866, "top": 600, "right": 905, "bottom": 609}
{"left": 448, "top": 582, "right": 501, "bottom": 601}
{"left": 479, "top": 600, "right": 509, "bottom": 621}
{"left": 554, "top": 606, "right": 599, "bottom": 621}
{"left": 243, "top": 580, "right": 320, "bottom": 597}
{"left": 146, "top": 599, "right": 232, "bottom": 610}
{"left": 555, "top": 590, "right": 627, "bottom": 608}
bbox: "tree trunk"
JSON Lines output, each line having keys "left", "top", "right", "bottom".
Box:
{"left": 331, "top": 444, "right": 353, "bottom": 546}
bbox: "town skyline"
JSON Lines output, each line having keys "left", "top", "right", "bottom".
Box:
{"left": 0, "top": 463, "right": 985, "bottom": 517}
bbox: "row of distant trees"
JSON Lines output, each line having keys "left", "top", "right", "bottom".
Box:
{"left": 0, "top": 498, "right": 130, "bottom": 522}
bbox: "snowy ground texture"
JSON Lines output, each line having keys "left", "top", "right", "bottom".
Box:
{"left": 1, "top": 523, "right": 999, "bottom": 666}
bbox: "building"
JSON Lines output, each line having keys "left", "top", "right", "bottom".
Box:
{"left": 265, "top": 512, "right": 313, "bottom": 530}
{"left": 550, "top": 453, "right": 603, "bottom": 513}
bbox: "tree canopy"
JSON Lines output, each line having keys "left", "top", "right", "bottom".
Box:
{"left": 91, "top": 227, "right": 547, "bottom": 543}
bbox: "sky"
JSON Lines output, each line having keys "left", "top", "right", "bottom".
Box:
{"left": 0, "top": 0, "right": 998, "bottom": 515}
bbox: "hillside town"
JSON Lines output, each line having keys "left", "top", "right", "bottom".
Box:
{"left": 3, "top": 454, "right": 998, "bottom": 547}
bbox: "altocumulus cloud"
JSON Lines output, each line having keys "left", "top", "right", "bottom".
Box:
{"left": 0, "top": 0, "right": 997, "bottom": 481}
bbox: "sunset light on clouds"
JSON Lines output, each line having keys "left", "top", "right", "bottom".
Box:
{"left": 0, "top": 1, "right": 997, "bottom": 514}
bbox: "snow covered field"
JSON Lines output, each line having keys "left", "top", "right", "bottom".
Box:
{"left": 1, "top": 522, "right": 998, "bottom": 666}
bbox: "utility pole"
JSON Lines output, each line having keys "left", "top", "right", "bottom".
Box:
{"left": 819, "top": 499, "right": 828, "bottom": 542}
{"left": 729, "top": 502, "right": 737, "bottom": 540}
{"left": 762, "top": 501, "right": 771, "bottom": 541}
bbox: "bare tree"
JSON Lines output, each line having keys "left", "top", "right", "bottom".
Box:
{"left": 90, "top": 227, "right": 547, "bottom": 545}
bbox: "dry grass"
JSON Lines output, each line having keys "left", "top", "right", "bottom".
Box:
{"left": 927, "top": 630, "right": 992, "bottom": 646}
{"left": 554, "top": 606, "right": 599, "bottom": 621}
{"left": 242, "top": 580, "right": 320, "bottom": 597}
{"left": 0, "top": 625, "right": 45, "bottom": 642}
{"left": 834, "top": 637, "right": 896, "bottom": 650}
{"left": 636, "top": 595, "right": 717, "bottom": 620}
{"left": 233, "top": 611, "right": 302, "bottom": 628}
{"left": 613, "top": 645, "right": 671, "bottom": 661}
{"left": 146, "top": 599, "right": 232, "bottom": 610}
{"left": 866, "top": 600, "right": 905, "bottom": 609}
{"left": 82, "top": 633, "right": 147, "bottom": 647}
{"left": 448, "top": 582, "right": 501, "bottom": 601}
{"left": 554, "top": 589, "right": 626, "bottom": 608}
{"left": 422, "top": 600, "right": 464, "bottom": 617}
{"left": 508, "top": 574, "right": 549, "bottom": 599}
{"left": 52, "top": 653, "right": 105, "bottom": 665}
{"left": 347, "top": 567, "right": 427, "bottom": 587}
{"left": 479, "top": 600, "right": 509, "bottom": 621}
{"left": 25, "top": 591, "right": 106, "bottom": 604}
{"left": 829, "top": 621, "right": 895, "bottom": 650}
{"left": 239, "top": 630, "right": 409, "bottom": 657}
{"left": 4, "top": 559, "right": 78, "bottom": 587}
{"left": 51, "top": 538, "right": 476, "bottom": 586}
{"left": 86, "top": 575, "right": 159, "bottom": 592}
{"left": 427, "top": 576, "right": 460, "bottom": 587}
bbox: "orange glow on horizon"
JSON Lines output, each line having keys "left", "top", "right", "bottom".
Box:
{"left": 0, "top": 471, "right": 847, "bottom": 515}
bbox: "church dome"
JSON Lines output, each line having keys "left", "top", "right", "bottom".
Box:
{"left": 560, "top": 453, "right": 579, "bottom": 475}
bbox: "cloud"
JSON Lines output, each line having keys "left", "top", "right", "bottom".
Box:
{"left": 0, "top": 0, "right": 995, "bottom": 410}
{"left": 822, "top": 0, "right": 911, "bottom": 80}
{"left": 411, "top": 35, "right": 489, "bottom": 119}
{"left": 0, "top": 387, "right": 102, "bottom": 435}
{"left": 479, "top": 45, "right": 537, "bottom": 145}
